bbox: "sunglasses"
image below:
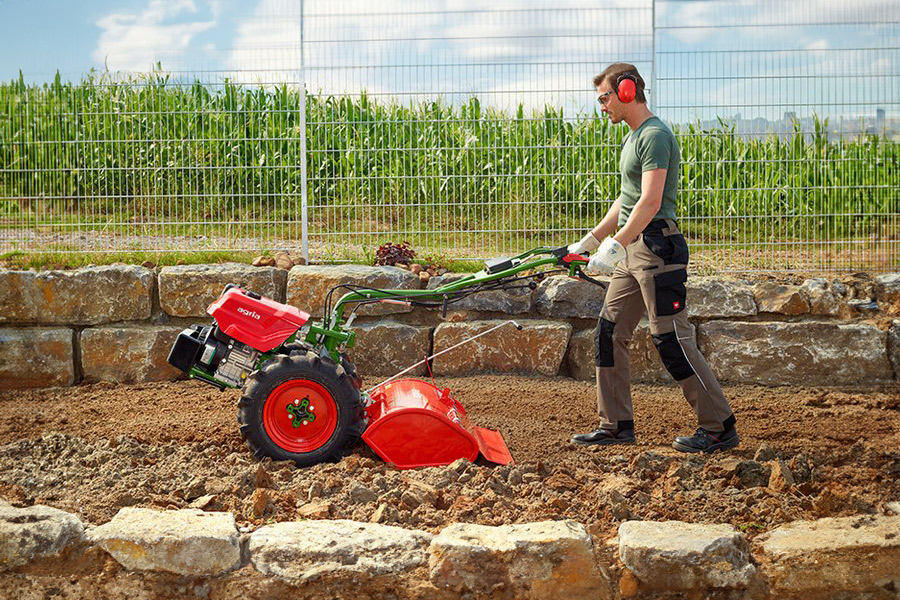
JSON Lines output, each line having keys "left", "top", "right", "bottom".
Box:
{"left": 597, "top": 90, "right": 615, "bottom": 105}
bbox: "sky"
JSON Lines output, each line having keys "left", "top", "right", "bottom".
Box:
{"left": 0, "top": 0, "right": 897, "bottom": 122}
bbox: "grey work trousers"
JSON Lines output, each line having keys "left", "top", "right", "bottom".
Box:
{"left": 594, "top": 219, "right": 735, "bottom": 433}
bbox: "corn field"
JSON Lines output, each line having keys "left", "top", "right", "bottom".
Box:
{"left": 1, "top": 72, "right": 898, "bottom": 266}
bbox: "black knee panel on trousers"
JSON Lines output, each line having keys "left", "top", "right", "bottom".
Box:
{"left": 652, "top": 331, "right": 695, "bottom": 381}
{"left": 595, "top": 317, "right": 615, "bottom": 367}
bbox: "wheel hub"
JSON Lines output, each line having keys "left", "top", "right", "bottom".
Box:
{"left": 285, "top": 396, "right": 317, "bottom": 427}
{"left": 263, "top": 379, "right": 338, "bottom": 453}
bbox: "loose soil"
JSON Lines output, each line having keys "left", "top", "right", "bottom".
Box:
{"left": 1, "top": 376, "right": 898, "bottom": 543}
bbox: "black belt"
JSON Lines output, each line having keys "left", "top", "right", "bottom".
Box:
{"left": 643, "top": 219, "right": 677, "bottom": 233}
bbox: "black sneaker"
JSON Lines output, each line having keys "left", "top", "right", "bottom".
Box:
{"left": 673, "top": 427, "right": 740, "bottom": 453}
{"left": 571, "top": 428, "right": 636, "bottom": 446}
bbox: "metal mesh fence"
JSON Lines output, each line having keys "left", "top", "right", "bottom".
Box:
{"left": 0, "top": 0, "right": 897, "bottom": 274}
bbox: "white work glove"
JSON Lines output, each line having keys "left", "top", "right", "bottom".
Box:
{"left": 567, "top": 231, "right": 602, "bottom": 255}
{"left": 586, "top": 237, "right": 626, "bottom": 274}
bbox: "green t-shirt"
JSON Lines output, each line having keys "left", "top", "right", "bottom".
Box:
{"left": 618, "top": 116, "right": 679, "bottom": 227}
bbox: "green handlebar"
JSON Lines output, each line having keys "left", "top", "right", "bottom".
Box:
{"left": 307, "top": 246, "right": 597, "bottom": 358}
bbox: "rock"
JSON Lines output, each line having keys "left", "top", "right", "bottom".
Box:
{"left": 801, "top": 278, "right": 843, "bottom": 316}
{"left": 292, "top": 256, "right": 307, "bottom": 266}
{"left": 687, "top": 278, "right": 758, "bottom": 319}
{"left": 409, "top": 263, "right": 423, "bottom": 275}
{"left": 875, "top": 273, "right": 900, "bottom": 310}
{"left": 88, "top": 507, "right": 241, "bottom": 576}
{"left": 286, "top": 265, "right": 419, "bottom": 317}
{"left": 756, "top": 515, "right": 900, "bottom": 597}
{"left": 140, "top": 260, "right": 156, "bottom": 269}
{"left": 768, "top": 459, "right": 795, "bottom": 491}
{"left": 619, "top": 568, "right": 640, "bottom": 597}
{"left": 618, "top": 520, "right": 756, "bottom": 590}
{"left": 788, "top": 454, "right": 813, "bottom": 484}
{"left": 0, "top": 328, "right": 74, "bottom": 389}
{"left": 886, "top": 501, "right": 900, "bottom": 515}
{"left": 296, "top": 500, "right": 331, "bottom": 519}
{"left": 250, "top": 488, "right": 270, "bottom": 517}
{"left": 428, "top": 273, "right": 533, "bottom": 314}
{"left": 348, "top": 483, "right": 378, "bottom": 504}
{"left": 429, "top": 520, "right": 607, "bottom": 599}
{"left": 754, "top": 282, "right": 809, "bottom": 315}
{"left": 432, "top": 320, "right": 571, "bottom": 376}
{"left": 348, "top": 322, "right": 431, "bottom": 377}
{"left": 733, "top": 460, "right": 771, "bottom": 488}
{"left": 0, "top": 501, "right": 85, "bottom": 571}
{"left": 252, "top": 255, "right": 274, "bottom": 267}
{"left": 158, "top": 264, "right": 287, "bottom": 317}
{"left": 274, "top": 253, "right": 293, "bottom": 270}
{"left": 564, "top": 321, "right": 677, "bottom": 382}
{"left": 753, "top": 442, "right": 777, "bottom": 462}
{"left": 0, "top": 271, "right": 36, "bottom": 323}
{"left": 33, "top": 266, "right": 153, "bottom": 325}
{"left": 419, "top": 270, "right": 431, "bottom": 284}
{"left": 250, "top": 520, "right": 432, "bottom": 580}
{"left": 889, "top": 320, "right": 900, "bottom": 380}
{"left": 533, "top": 275, "right": 606, "bottom": 319}
{"left": 80, "top": 325, "right": 183, "bottom": 384}
{"left": 698, "top": 321, "right": 893, "bottom": 385}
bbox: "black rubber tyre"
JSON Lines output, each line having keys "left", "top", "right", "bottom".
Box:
{"left": 238, "top": 350, "right": 364, "bottom": 467}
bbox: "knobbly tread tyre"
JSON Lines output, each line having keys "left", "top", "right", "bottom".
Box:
{"left": 238, "top": 352, "right": 362, "bottom": 468}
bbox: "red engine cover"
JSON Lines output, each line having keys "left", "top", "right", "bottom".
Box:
{"left": 207, "top": 288, "right": 309, "bottom": 352}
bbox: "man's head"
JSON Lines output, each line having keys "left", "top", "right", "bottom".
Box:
{"left": 593, "top": 63, "right": 646, "bottom": 124}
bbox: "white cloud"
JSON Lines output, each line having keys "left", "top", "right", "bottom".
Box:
{"left": 93, "top": 0, "right": 218, "bottom": 73}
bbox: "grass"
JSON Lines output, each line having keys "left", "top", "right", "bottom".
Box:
{"left": 0, "top": 250, "right": 260, "bottom": 271}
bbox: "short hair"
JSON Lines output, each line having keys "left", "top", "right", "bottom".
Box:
{"left": 593, "top": 63, "right": 647, "bottom": 104}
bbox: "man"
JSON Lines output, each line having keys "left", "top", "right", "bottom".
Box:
{"left": 568, "top": 63, "right": 739, "bottom": 453}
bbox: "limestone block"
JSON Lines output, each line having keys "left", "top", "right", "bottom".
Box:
{"left": 0, "top": 270, "right": 36, "bottom": 323}
{"left": 249, "top": 520, "right": 432, "bottom": 580}
{"left": 756, "top": 515, "right": 900, "bottom": 597}
{"left": 0, "top": 328, "right": 74, "bottom": 389}
{"left": 88, "top": 507, "right": 241, "bottom": 576}
{"left": 801, "top": 278, "right": 844, "bottom": 316}
{"left": 564, "top": 322, "right": 675, "bottom": 383}
{"left": 532, "top": 274, "right": 605, "bottom": 319}
{"left": 286, "top": 265, "right": 419, "bottom": 318}
{"left": 429, "top": 273, "right": 534, "bottom": 314}
{"left": 33, "top": 266, "right": 153, "bottom": 325}
{"left": 698, "top": 321, "right": 893, "bottom": 385}
{"left": 876, "top": 273, "right": 900, "bottom": 313}
{"left": 754, "top": 282, "right": 809, "bottom": 315}
{"left": 158, "top": 264, "right": 286, "bottom": 317}
{"left": 432, "top": 320, "right": 571, "bottom": 376}
{"left": 348, "top": 322, "right": 431, "bottom": 377}
{"left": 429, "top": 520, "right": 608, "bottom": 599}
{"left": 81, "top": 325, "right": 184, "bottom": 384}
{"left": 618, "top": 521, "right": 756, "bottom": 591}
{"left": 687, "top": 277, "right": 757, "bottom": 319}
{"left": 0, "top": 501, "right": 85, "bottom": 571}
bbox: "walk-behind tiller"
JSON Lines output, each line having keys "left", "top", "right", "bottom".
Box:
{"left": 167, "top": 246, "right": 604, "bottom": 469}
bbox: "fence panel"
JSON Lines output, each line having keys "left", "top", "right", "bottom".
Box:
{"left": 0, "top": 0, "right": 897, "bottom": 274}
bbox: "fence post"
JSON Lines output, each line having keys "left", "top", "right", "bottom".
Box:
{"left": 299, "top": 0, "right": 309, "bottom": 262}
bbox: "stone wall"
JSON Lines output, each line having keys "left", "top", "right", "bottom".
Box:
{"left": 2, "top": 500, "right": 898, "bottom": 599}
{"left": 1, "top": 264, "right": 898, "bottom": 389}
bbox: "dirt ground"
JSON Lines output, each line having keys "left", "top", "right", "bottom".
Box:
{"left": 1, "top": 375, "right": 898, "bottom": 543}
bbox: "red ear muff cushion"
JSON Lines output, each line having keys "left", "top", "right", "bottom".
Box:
{"left": 617, "top": 78, "right": 636, "bottom": 103}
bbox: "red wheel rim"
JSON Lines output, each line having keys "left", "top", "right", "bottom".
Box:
{"left": 263, "top": 379, "right": 338, "bottom": 453}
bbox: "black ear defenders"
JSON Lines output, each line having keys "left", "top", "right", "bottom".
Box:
{"left": 615, "top": 73, "right": 637, "bottom": 103}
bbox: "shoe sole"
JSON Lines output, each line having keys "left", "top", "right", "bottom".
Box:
{"left": 571, "top": 438, "right": 636, "bottom": 447}
{"left": 672, "top": 435, "right": 740, "bottom": 454}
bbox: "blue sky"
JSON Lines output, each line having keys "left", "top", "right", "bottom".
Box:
{"left": 1, "top": 0, "right": 897, "bottom": 122}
